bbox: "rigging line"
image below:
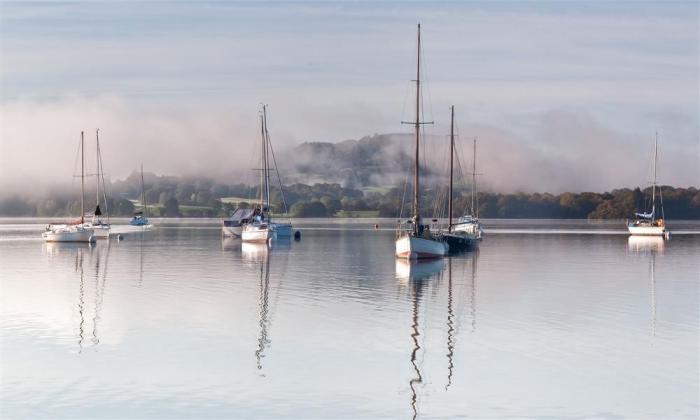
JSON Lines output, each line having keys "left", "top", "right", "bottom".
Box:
{"left": 266, "top": 129, "right": 289, "bottom": 217}
{"left": 71, "top": 137, "right": 81, "bottom": 189}
{"left": 97, "top": 134, "right": 110, "bottom": 223}
{"left": 398, "top": 159, "right": 411, "bottom": 223}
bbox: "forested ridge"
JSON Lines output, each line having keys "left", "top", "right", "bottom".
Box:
{"left": 1, "top": 172, "right": 697, "bottom": 219}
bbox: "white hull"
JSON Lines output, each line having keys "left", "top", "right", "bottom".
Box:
{"left": 628, "top": 225, "right": 666, "bottom": 236}
{"left": 242, "top": 226, "right": 274, "bottom": 243}
{"left": 453, "top": 222, "right": 483, "bottom": 239}
{"left": 272, "top": 222, "right": 292, "bottom": 237}
{"left": 395, "top": 234, "right": 448, "bottom": 259}
{"left": 222, "top": 225, "right": 243, "bottom": 238}
{"left": 43, "top": 226, "right": 95, "bottom": 243}
{"left": 82, "top": 223, "right": 110, "bottom": 238}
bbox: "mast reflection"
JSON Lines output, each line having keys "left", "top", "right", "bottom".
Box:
{"left": 627, "top": 236, "right": 662, "bottom": 337}
{"left": 91, "top": 241, "right": 112, "bottom": 346}
{"left": 445, "top": 259, "right": 454, "bottom": 390}
{"left": 396, "top": 259, "right": 444, "bottom": 420}
{"left": 76, "top": 249, "right": 85, "bottom": 353}
{"left": 243, "top": 243, "right": 273, "bottom": 375}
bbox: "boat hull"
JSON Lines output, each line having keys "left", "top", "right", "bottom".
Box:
{"left": 242, "top": 226, "right": 274, "bottom": 243}
{"left": 272, "top": 222, "right": 293, "bottom": 238}
{"left": 395, "top": 234, "right": 448, "bottom": 259}
{"left": 43, "top": 227, "right": 95, "bottom": 243}
{"left": 222, "top": 224, "right": 243, "bottom": 237}
{"left": 82, "top": 223, "right": 110, "bottom": 238}
{"left": 628, "top": 224, "right": 666, "bottom": 236}
{"left": 441, "top": 232, "right": 479, "bottom": 252}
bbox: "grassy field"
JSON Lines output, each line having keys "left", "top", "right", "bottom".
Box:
{"left": 220, "top": 196, "right": 255, "bottom": 204}
{"left": 334, "top": 210, "right": 380, "bottom": 218}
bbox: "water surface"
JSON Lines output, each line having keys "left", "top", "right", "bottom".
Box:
{"left": 1, "top": 219, "right": 698, "bottom": 418}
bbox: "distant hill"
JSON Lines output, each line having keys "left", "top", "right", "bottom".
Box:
{"left": 281, "top": 133, "right": 436, "bottom": 189}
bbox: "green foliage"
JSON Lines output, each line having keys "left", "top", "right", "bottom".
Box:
{"left": 2, "top": 172, "right": 697, "bottom": 219}
{"left": 163, "top": 197, "right": 180, "bottom": 217}
{"left": 290, "top": 201, "right": 328, "bottom": 217}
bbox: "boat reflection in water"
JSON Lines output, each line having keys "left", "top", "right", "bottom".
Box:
{"left": 241, "top": 240, "right": 290, "bottom": 375}
{"left": 396, "top": 252, "right": 480, "bottom": 419}
{"left": 627, "top": 236, "right": 662, "bottom": 337}
{"left": 628, "top": 235, "right": 665, "bottom": 254}
{"left": 44, "top": 241, "right": 113, "bottom": 353}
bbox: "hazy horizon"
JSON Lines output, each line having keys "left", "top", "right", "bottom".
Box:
{"left": 1, "top": 2, "right": 698, "bottom": 194}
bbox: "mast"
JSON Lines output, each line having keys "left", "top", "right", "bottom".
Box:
{"left": 652, "top": 132, "right": 658, "bottom": 220}
{"left": 259, "top": 112, "right": 266, "bottom": 214}
{"left": 263, "top": 105, "right": 271, "bottom": 221}
{"left": 81, "top": 131, "right": 85, "bottom": 224}
{"left": 141, "top": 164, "right": 148, "bottom": 217}
{"left": 448, "top": 106, "right": 454, "bottom": 232}
{"left": 95, "top": 129, "right": 100, "bottom": 209}
{"left": 413, "top": 23, "right": 421, "bottom": 235}
{"left": 472, "top": 138, "right": 478, "bottom": 218}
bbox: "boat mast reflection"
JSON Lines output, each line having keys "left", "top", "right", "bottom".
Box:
{"left": 91, "top": 241, "right": 112, "bottom": 346}
{"left": 76, "top": 249, "right": 85, "bottom": 353}
{"left": 445, "top": 259, "right": 454, "bottom": 390}
{"left": 627, "top": 236, "right": 661, "bottom": 337}
{"left": 255, "top": 250, "right": 272, "bottom": 373}
{"left": 397, "top": 259, "right": 445, "bottom": 420}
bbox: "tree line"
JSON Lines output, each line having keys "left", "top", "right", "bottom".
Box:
{"left": 1, "top": 172, "right": 698, "bottom": 219}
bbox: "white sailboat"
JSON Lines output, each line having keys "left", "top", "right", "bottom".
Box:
{"left": 395, "top": 24, "right": 449, "bottom": 260}
{"left": 242, "top": 106, "right": 276, "bottom": 243}
{"left": 452, "top": 137, "right": 483, "bottom": 239}
{"left": 627, "top": 133, "right": 668, "bottom": 238}
{"left": 261, "top": 106, "right": 293, "bottom": 238}
{"left": 43, "top": 132, "right": 96, "bottom": 243}
{"left": 81, "top": 129, "right": 110, "bottom": 238}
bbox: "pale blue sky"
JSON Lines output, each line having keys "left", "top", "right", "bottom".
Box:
{"left": 1, "top": 1, "right": 698, "bottom": 191}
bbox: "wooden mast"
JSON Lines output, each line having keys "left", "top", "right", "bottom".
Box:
{"left": 262, "top": 105, "right": 271, "bottom": 222}
{"left": 652, "top": 132, "right": 657, "bottom": 220}
{"left": 448, "top": 105, "right": 454, "bottom": 232}
{"left": 80, "top": 131, "right": 85, "bottom": 224}
{"left": 472, "top": 138, "right": 477, "bottom": 217}
{"left": 413, "top": 23, "right": 421, "bottom": 235}
{"left": 95, "top": 129, "right": 100, "bottom": 210}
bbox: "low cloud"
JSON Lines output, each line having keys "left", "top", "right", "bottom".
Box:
{"left": 1, "top": 96, "right": 697, "bottom": 197}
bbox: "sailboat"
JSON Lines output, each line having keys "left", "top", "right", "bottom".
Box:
{"left": 242, "top": 105, "right": 292, "bottom": 242}
{"left": 42, "top": 131, "right": 96, "bottom": 243}
{"left": 242, "top": 106, "right": 276, "bottom": 243}
{"left": 627, "top": 133, "right": 668, "bottom": 238}
{"left": 395, "top": 24, "right": 449, "bottom": 259}
{"left": 81, "top": 129, "right": 110, "bottom": 238}
{"left": 438, "top": 106, "right": 482, "bottom": 252}
{"left": 129, "top": 164, "right": 151, "bottom": 227}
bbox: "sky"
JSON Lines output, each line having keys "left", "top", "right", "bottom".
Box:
{"left": 0, "top": 1, "right": 698, "bottom": 193}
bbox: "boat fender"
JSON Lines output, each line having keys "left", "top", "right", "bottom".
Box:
{"left": 294, "top": 231, "right": 301, "bottom": 241}
{"left": 374, "top": 224, "right": 379, "bottom": 229}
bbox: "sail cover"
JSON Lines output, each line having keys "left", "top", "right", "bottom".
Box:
{"left": 94, "top": 205, "right": 102, "bottom": 216}
{"left": 634, "top": 211, "right": 653, "bottom": 219}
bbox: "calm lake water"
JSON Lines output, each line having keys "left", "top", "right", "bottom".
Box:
{"left": 1, "top": 218, "right": 698, "bottom": 419}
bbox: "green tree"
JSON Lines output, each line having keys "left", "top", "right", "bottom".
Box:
{"left": 164, "top": 197, "right": 180, "bottom": 217}
{"left": 290, "top": 201, "right": 328, "bottom": 217}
